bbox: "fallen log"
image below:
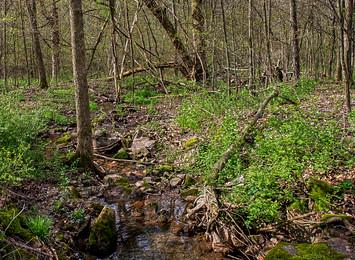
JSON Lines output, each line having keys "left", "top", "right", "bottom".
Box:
{"left": 211, "top": 88, "right": 280, "bottom": 180}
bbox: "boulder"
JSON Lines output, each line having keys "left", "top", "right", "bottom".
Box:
{"left": 88, "top": 206, "right": 117, "bottom": 257}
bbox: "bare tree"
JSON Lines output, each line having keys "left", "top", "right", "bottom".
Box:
{"left": 50, "top": 0, "right": 60, "bottom": 85}
{"left": 25, "top": 0, "right": 48, "bottom": 89}
{"left": 343, "top": 0, "right": 353, "bottom": 114}
{"left": 69, "top": 0, "right": 93, "bottom": 168}
{"left": 290, "top": 0, "right": 301, "bottom": 80}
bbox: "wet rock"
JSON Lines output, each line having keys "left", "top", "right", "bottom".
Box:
{"left": 88, "top": 206, "right": 117, "bottom": 257}
{"left": 170, "top": 177, "right": 182, "bottom": 187}
{"left": 327, "top": 238, "right": 353, "bottom": 259}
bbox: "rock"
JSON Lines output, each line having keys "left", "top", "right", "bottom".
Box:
{"left": 103, "top": 174, "right": 121, "bottom": 185}
{"left": 181, "top": 188, "right": 199, "bottom": 197}
{"left": 170, "top": 177, "right": 182, "bottom": 187}
{"left": 135, "top": 181, "right": 145, "bottom": 188}
{"left": 113, "top": 148, "right": 130, "bottom": 159}
{"left": 56, "top": 132, "right": 72, "bottom": 144}
{"left": 143, "top": 177, "right": 154, "bottom": 184}
{"left": 131, "top": 136, "right": 156, "bottom": 158}
{"left": 88, "top": 206, "right": 117, "bottom": 257}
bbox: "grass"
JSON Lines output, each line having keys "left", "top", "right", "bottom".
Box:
{"left": 27, "top": 215, "right": 52, "bottom": 240}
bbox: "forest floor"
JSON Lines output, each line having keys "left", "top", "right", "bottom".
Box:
{"left": 0, "top": 78, "right": 354, "bottom": 259}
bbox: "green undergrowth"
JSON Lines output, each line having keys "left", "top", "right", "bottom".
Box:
{"left": 0, "top": 88, "right": 73, "bottom": 186}
{"left": 177, "top": 79, "right": 354, "bottom": 228}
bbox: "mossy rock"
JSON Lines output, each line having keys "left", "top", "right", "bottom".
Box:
{"left": 183, "top": 137, "right": 198, "bottom": 149}
{"left": 321, "top": 214, "right": 352, "bottom": 222}
{"left": 156, "top": 165, "right": 174, "bottom": 174}
{"left": 265, "top": 242, "right": 346, "bottom": 260}
{"left": 0, "top": 208, "right": 33, "bottom": 241}
{"left": 114, "top": 149, "right": 130, "bottom": 159}
{"left": 56, "top": 132, "right": 72, "bottom": 144}
{"left": 180, "top": 188, "right": 199, "bottom": 197}
{"left": 88, "top": 206, "right": 117, "bottom": 257}
{"left": 183, "top": 175, "right": 196, "bottom": 188}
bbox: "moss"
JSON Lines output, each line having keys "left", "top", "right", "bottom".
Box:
{"left": 113, "top": 149, "right": 130, "bottom": 159}
{"left": 183, "top": 175, "right": 196, "bottom": 188}
{"left": 265, "top": 242, "right": 346, "bottom": 260}
{"left": 183, "top": 137, "right": 198, "bottom": 149}
{"left": 180, "top": 188, "right": 199, "bottom": 197}
{"left": 308, "top": 179, "right": 334, "bottom": 211}
{"left": 56, "top": 132, "right": 71, "bottom": 144}
{"left": 288, "top": 199, "right": 307, "bottom": 213}
{"left": 115, "top": 176, "right": 132, "bottom": 193}
{"left": 0, "top": 208, "right": 33, "bottom": 241}
{"left": 88, "top": 206, "right": 117, "bottom": 257}
{"left": 156, "top": 165, "right": 174, "bottom": 174}
{"left": 320, "top": 214, "right": 352, "bottom": 222}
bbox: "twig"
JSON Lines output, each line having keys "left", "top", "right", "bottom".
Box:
{"left": 94, "top": 153, "right": 157, "bottom": 165}
{"left": 5, "top": 204, "right": 26, "bottom": 233}
{"left": 5, "top": 237, "right": 54, "bottom": 258}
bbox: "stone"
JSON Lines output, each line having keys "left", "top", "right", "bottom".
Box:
{"left": 103, "top": 174, "right": 121, "bottom": 185}
{"left": 88, "top": 206, "right": 117, "bottom": 257}
{"left": 135, "top": 180, "right": 145, "bottom": 188}
{"left": 131, "top": 136, "right": 156, "bottom": 158}
{"left": 170, "top": 177, "right": 182, "bottom": 187}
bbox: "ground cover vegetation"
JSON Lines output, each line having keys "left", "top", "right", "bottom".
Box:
{"left": 0, "top": 0, "right": 354, "bottom": 259}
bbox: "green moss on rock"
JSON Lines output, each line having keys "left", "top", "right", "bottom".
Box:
{"left": 265, "top": 242, "right": 346, "bottom": 260}
{"left": 114, "top": 149, "right": 130, "bottom": 159}
{"left": 0, "top": 208, "right": 33, "bottom": 241}
{"left": 56, "top": 132, "right": 72, "bottom": 144}
{"left": 88, "top": 206, "right": 117, "bottom": 257}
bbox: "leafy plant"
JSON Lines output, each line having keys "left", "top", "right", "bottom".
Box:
{"left": 27, "top": 215, "right": 52, "bottom": 240}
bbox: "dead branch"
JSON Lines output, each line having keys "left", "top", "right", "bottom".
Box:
{"left": 94, "top": 153, "right": 157, "bottom": 165}
{"left": 105, "top": 62, "right": 177, "bottom": 81}
{"left": 211, "top": 88, "right": 280, "bottom": 180}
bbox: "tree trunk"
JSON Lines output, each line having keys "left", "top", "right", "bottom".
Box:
{"left": 192, "top": 0, "right": 208, "bottom": 82}
{"left": 109, "top": 0, "right": 120, "bottom": 100}
{"left": 3, "top": 0, "right": 8, "bottom": 90}
{"left": 343, "top": 0, "right": 353, "bottom": 114}
{"left": 290, "top": 0, "right": 301, "bottom": 80}
{"left": 143, "top": 0, "right": 194, "bottom": 80}
{"left": 51, "top": 0, "right": 60, "bottom": 85}
{"left": 25, "top": 0, "right": 48, "bottom": 89}
{"left": 248, "top": 0, "right": 255, "bottom": 91}
{"left": 69, "top": 0, "right": 93, "bottom": 168}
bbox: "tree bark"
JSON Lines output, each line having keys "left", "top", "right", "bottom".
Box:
{"left": 69, "top": 0, "right": 93, "bottom": 168}
{"left": 109, "top": 0, "right": 120, "bottom": 101}
{"left": 248, "top": 0, "right": 255, "bottom": 91}
{"left": 192, "top": 0, "right": 208, "bottom": 82}
{"left": 25, "top": 0, "right": 48, "bottom": 89}
{"left": 143, "top": 0, "right": 194, "bottom": 80}
{"left": 290, "top": 0, "right": 301, "bottom": 80}
{"left": 51, "top": 0, "right": 60, "bottom": 85}
{"left": 343, "top": 0, "right": 353, "bottom": 114}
